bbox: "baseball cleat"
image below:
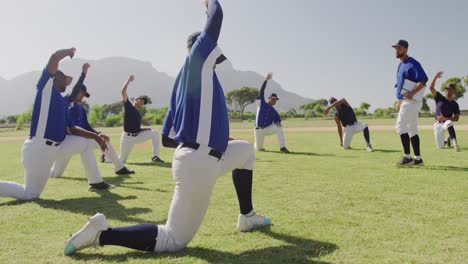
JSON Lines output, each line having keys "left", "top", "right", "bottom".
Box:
{"left": 280, "top": 147, "right": 290, "bottom": 154}
{"left": 88, "top": 182, "right": 115, "bottom": 192}
{"left": 115, "top": 167, "right": 135, "bottom": 175}
{"left": 152, "top": 156, "right": 164, "bottom": 163}
{"left": 366, "top": 145, "right": 374, "bottom": 152}
{"left": 395, "top": 157, "right": 414, "bottom": 166}
{"left": 445, "top": 137, "right": 451, "bottom": 147}
{"left": 237, "top": 210, "right": 272, "bottom": 232}
{"left": 413, "top": 159, "right": 424, "bottom": 166}
{"left": 64, "top": 213, "right": 109, "bottom": 256}
{"left": 454, "top": 145, "right": 460, "bottom": 152}
{"left": 100, "top": 154, "right": 111, "bottom": 163}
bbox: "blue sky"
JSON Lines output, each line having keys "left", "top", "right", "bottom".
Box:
{"left": 0, "top": 0, "right": 467, "bottom": 109}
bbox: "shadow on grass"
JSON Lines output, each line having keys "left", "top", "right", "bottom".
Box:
{"left": 405, "top": 165, "right": 468, "bottom": 172}
{"left": 127, "top": 162, "right": 173, "bottom": 169}
{"left": 57, "top": 174, "right": 163, "bottom": 192}
{"left": 70, "top": 227, "right": 338, "bottom": 263}
{"left": 262, "top": 150, "right": 336, "bottom": 157}
{"left": 372, "top": 149, "right": 400, "bottom": 153}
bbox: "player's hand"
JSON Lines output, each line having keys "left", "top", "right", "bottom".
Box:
{"left": 435, "top": 71, "right": 444, "bottom": 79}
{"left": 128, "top": 75, "right": 135, "bottom": 82}
{"left": 395, "top": 101, "right": 402, "bottom": 112}
{"left": 68, "top": 48, "right": 76, "bottom": 59}
{"left": 228, "top": 137, "right": 235, "bottom": 141}
{"left": 275, "top": 122, "right": 282, "bottom": 127}
{"left": 82, "top": 63, "right": 91, "bottom": 74}
{"left": 100, "top": 134, "right": 110, "bottom": 143}
{"left": 404, "top": 91, "right": 414, "bottom": 100}
{"left": 95, "top": 137, "right": 108, "bottom": 152}
{"left": 436, "top": 115, "right": 446, "bottom": 122}
{"left": 204, "top": 0, "right": 209, "bottom": 9}
{"left": 266, "top": 72, "right": 273, "bottom": 81}
{"left": 324, "top": 108, "right": 331, "bottom": 115}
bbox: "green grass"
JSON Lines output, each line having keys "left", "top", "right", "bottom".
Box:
{"left": 0, "top": 122, "right": 467, "bottom": 263}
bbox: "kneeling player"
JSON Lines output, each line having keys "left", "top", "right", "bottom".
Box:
{"left": 429, "top": 71, "right": 460, "bottom": 151}
{"left": 324, "top": 97, "right": 373, "bottom": 152}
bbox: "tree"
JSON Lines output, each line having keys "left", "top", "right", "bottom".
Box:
{"left": 421, "top": 97, "right": 430, "bottom": 113}
{"left": 440, "top": 77, "right": 466, "bottom": 100}
{"left": 300, "top": 99, "right": 328, "bottom": 118}
{"left": 88, "top": 105, "right": 104, "bottom": 127}
{"left": 286, "top": 108, "right": 297, "bottom": 118}
{"left": 225, "top": 87, "right": 258, "bottom": 118}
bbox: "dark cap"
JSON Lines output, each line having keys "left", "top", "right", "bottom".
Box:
{"left": 270, "top": 93, "right": 279, "bottom": 100}
{"left": 329, "top": 97, "right": 337, "bottom": 105}
{"left": 446, "top": 83, "right": 457, "bottom": 90}
{"left": 187, "top": 31, "right": 227, "bottom": 64}
{"left": 81, "top": 85, "right": 90, "bottom": 98}
{"left": 392, "top": 40, "right": 409, "bottom": 49}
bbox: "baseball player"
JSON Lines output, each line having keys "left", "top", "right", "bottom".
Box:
{"left": 254, "top": 73, "right": 290, "bottom": 153}
{"left": 50, "top": 63, "right": 135, "bottom": 179}
{"left": 64, "top": 0, "right": 271, "bottom": 255}
{"left": 393, "top": 40, "right": 428, "bottom": 166}
{"left": 116, "top": 75, "right": 163, "bottom": 163}
{"left": 0, "top": 48, "right": 112, "bottom": 200}
{"left": 324, "top": 97, "right": 374, "bottom": 152}
{"left": 429, "top": 71, "right": 460, "bottom": 151}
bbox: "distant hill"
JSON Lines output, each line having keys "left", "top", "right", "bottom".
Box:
{"left": 0, "top": 57, "right": 311, "bottom": 116}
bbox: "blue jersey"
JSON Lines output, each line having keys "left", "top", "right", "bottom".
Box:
{"left": 162, "top": 0, "right": 229, "bottom": 153}
{"left": 255, "top": 80, "right": 281, "bottom": 128}
{"left": 396, "top": 57, "right": 428, "bottom": 100}
{"left": 30, "top": 68, "right": 75, "bottom": 142}
{"left": 69, "top": 103, "right": 98, "bottom": 134}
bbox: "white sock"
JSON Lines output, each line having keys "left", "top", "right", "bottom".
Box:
{"left": 414, "top": 156, "right": 421, "bottom": 160}
{"left": 404, "top": 154, "right": 411, "bottom": 159}
{"left": 452, "top": 138, "right": 458, "bottom": 146}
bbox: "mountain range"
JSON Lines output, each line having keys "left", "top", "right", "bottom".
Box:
{"left": 0, "top": 57, "right": 311, "bottom": 116}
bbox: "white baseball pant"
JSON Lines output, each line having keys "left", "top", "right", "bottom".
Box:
{"left": 119, "top": 130, "right": 161, "bottom": 163}
{"left": 254, "top": 124, "right": 286, "bottom": 150}
{"left": 0, "top": 136, "right": 103, "bottom": 200}
{"left": 396, "top": 100, "right": 423, "bottom": 137}
{"left": 434, "top": 120, "right": 454, "bottom": 149}
{"left": 343, "top": 121, "right": 368, "bottom": 149}
{"left": 154, "top": 140, "right": 255, "bottom": 253}
{"left": 51, "top": 136, "right": 124, "bottom": 178}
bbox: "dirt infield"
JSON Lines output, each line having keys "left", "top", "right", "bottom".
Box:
{"left": 2, "top": 124, "right": 468, "bottom": 143}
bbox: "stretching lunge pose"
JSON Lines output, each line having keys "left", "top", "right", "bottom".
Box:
{"left": 0, "top": 48, "right": 112, "bottom": 200}
{"left": 429, "top": 71, "right": 460, "bottom": 151}
{"left": 64, "top": 0, "right": 271, "bottom": 256}
{"left": 393, "top": 40, "right": 428, "bottom": 166}
{"left": 116, "top": 75, "right": 163, "bottom": 163}
{"left": 50, "top": 63, "right": 135, "bottom": 179}
{"left": 254, "top": 73, "right": 290, "bottom": 153}
{"left": 324, "top": 97, "right": 374, "bottom": 152}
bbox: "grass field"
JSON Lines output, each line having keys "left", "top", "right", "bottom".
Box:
{"left": 0, "top": 119, "right": 467, "bottom": 263}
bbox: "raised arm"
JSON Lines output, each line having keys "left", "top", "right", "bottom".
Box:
{"left": 204, "top": 0, "right": 224, "bottom": 43}
{"left": 69, "top": 63, "right": 90, "bottom": 102}
{"left": 429, "top": 71, "right": 444, "bottom": 98}
{"left": 47, "top": 48, "right": 76, "bottom": 75}
{"left": 324, "top": 98, "right": 348, "bottom": 115}
{"left": 259, "top": 73, "right": 273, "bottom": 100}
{"left": 121, "top": 75, "right": 135, "bottom": 102}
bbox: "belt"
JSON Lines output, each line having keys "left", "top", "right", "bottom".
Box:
{"left": 344, "top": 122, "right": 357, "bottom": 128}
{"left": 29, "top": 137, "right": 61, "bottom": 147}
{"left": 126, "top": 132, "right": 139, "bottom": 137}
{"left": 181, "top": 142, "right": 223, "bottom": 160}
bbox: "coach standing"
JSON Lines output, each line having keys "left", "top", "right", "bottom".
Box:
{"left": 393, "top": 40, "right": 428, "bottom": 166}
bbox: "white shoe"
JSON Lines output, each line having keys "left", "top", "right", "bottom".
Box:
{"left": 366, "top": 145, "right": 374, "bottom": 152}
{"left": 237, "top": 210, "right": 272, "bottom": 232}
{"left": 64, "top": 213, "right": 109, "bottom": 256}
{"left": 454, "top": 145, "right": 460, "bottom": 152}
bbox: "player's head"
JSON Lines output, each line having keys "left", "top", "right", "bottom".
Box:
{"left": 392, "top": 40, "right": 409, "bottom": 59}
{"left": 445, "top": 83, "right": 457, "bottom": 100}
{"left": 187, "top": 32, "right": 227, "bottom": 66}
{"left": 268, "top": 93, "right": 279, "bottom": 106}
{"left": 54, "top": 70, "right": 73, "bottom": 92}
{"left": 329, "top": 97, "right": 338, "bottom": 106}
{"left": 76, "top": 85, "right": 90, "bottom": 103}
{"left": 133, "top": 96, "right": 148, "bottom": 109}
